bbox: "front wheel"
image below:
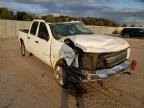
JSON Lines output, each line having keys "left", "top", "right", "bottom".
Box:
{"left": 54, "top": 65, "right": 68, "bottom": 88}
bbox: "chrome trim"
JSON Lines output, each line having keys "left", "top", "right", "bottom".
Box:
{"left": 86, "top": 60, "right": 130, "bottom": 80}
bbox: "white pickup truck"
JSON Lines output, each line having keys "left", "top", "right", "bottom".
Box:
{"left": 18, "top": 20, "right": 131, "bottom": 87}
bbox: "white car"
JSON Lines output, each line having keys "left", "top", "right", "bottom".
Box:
{"left": 18, "top": 20, "right": 131, "bottom": 87}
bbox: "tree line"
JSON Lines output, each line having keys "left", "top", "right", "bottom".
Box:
{"left": 0, "top": 7, "right": 122, "bottom": 27}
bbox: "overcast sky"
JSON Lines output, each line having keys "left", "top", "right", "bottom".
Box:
{"left": 0, "top": 0, "right": 144, "bottom": 25}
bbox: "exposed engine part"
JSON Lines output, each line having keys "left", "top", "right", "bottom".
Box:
{"left": 63, "top": 38, "right": 83, "bottom": 54}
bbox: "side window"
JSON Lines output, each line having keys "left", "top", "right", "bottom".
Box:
{"left": 38, "top": 22, "right": 49, "bottom": 41}
{"left": 133, "top": 29, "right": 138, "bottom": 33}
{"left": 139, "top": 29, "right": 144, "bottom": 32}
{"left": 30, "top": 21, "right": 39, "bottom": 35}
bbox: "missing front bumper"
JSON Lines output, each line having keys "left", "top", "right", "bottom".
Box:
{"left": 85, "top": 60, "right": 130, "bottom": 80}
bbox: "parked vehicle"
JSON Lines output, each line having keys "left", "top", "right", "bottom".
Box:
{"left": 18, "top": 20, "right": 131, "bottom": 87}
{"left": 121, "top": 27, "right": 144, "bottom": 38}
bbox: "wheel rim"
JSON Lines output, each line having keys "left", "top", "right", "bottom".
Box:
{"left": 125, "top": 34, "right": 129, "bottom": 38}
{"left": 55, "top": 66, "right": 65, "bottom": 86}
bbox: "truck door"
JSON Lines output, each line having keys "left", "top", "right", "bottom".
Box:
{"left": 36, "top": 22, "right": 51, "bottom": 65}
{"left": 28, "top": 21, "right": 39, "bottom": 55}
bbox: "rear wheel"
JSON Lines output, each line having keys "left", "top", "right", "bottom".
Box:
{"left": 124, "top": 34, "right": 130, "bottom": 38}
{"left": 20, "top": 42, "right": 30, "bottom": 57}
{"left": 54, "top": 65, "right": 68, "bottom": 88}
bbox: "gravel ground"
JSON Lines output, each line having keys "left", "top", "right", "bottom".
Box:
{"left": 0, "top": 37, "right": 144, "bottom": 108}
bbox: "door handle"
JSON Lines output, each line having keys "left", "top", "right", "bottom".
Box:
{"left": 27, "top": 37, "right": 30, "bottom": 39}
{"left": 35, "top": 41, "right": 39, "bottom": 43}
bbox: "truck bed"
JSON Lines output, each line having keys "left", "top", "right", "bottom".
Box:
{"left": 19, "top": 29, "right": 29, "bottom": 33}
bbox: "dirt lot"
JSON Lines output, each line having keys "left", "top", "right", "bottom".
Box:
{"left": 0, "top": 37, "right": 144, "bottom": 108}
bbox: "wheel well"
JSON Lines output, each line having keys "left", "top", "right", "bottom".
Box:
{"left": 20, "top": 38, "right": 24, "bottom": 44}
{"left": 55, "top": 59, "right": 67, "bottom": 69}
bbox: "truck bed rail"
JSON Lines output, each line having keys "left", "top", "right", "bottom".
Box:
{"left": 19, "top": 29, "right": 29, "bottom": 33}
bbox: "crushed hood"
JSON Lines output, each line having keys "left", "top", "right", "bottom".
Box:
{"left": 67, "top": 34, "right": 129, "bottom": 53}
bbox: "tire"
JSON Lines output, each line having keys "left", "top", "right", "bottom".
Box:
{"left": 20, "top": 42, "right": 30, "bottom": 57}
{"left": 54, "top": 65, "right": 68, "bottom": 88}
{"left": 124, "top": 34, "right": 130, "bottom": 38}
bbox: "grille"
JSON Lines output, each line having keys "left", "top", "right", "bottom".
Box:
{"left": 80, "top": 49, "right": 128, "bottom": 71}
{"left": 103, "top": 49, "right": 128, "bottom": 68}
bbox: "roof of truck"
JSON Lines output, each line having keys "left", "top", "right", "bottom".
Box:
{"left": 47, "top": 21, "right": 81, "bottom": 24}
{"left": 33, "top": 19, "right": 81, "bottom": 25}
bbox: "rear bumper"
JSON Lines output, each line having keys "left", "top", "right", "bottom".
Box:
{"left": 84, "top": 60, "right": 130, "bottom": 80}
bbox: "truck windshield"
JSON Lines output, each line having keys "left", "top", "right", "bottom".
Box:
{"left": 49, "top": 23, "right": 93, "bottom": 39}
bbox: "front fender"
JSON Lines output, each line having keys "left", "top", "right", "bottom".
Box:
{"left": 51, "top": 38, "right": 76, "bottom": 68}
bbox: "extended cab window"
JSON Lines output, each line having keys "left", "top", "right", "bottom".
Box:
{"left": 30, "top": 21, "right": 39, "bottom": 35}
{"left": 38, "top": 22, "right": 49, "bottom": 41}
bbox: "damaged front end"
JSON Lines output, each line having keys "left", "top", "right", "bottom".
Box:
{"left": 79, "top": 49, "right": 131, "bottom": 79}
{"left": 59, "top": 37, "right": 131, "bottom": 82}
